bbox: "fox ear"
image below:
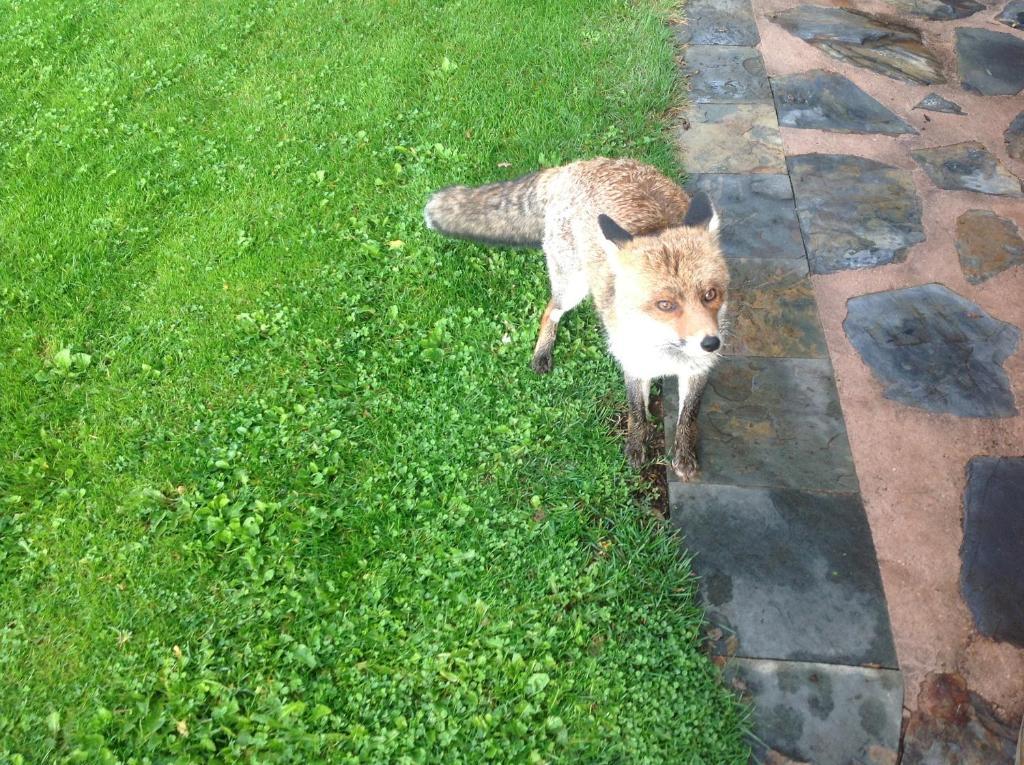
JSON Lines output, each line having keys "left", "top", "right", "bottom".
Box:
{"left": 598, "top": 214, "right": 634, "bottom": 248}
{"left": 683, "top": 192, "right": 719, "bottom": 233}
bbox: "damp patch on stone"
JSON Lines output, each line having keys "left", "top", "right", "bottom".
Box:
{"left": 772, "top": 70, "right": 916, "bottom": 135}
{"left": 771, "top": 5, "right": 946, "bottom": 85}
{"left": 960, "top": 457, "right": 1024, "bottom": 648}
{"left": 788, "top": 154, "right": 924, "bottom": 274}
{"left": 955, "top": 210, "right": 1024, "bottom": 284}
{"left": 996, "top": 0, "right": 1024, "bottom": 29}
{"left": 843, "top": 284, "right": 1020, "bottom": 418}
{"left": 913, "top": 93, "right": 965, "bottom": 116}
{"left": 684, "top": 46, "right": 772, "bottom": 103}
{"left": 882, "top": 0, "right": 983, "bottom": 19}
{"left": 911, "top": 142, "right": 1023, "bottom": 197}
{"left": 1006, "top": 111, "right": 1024, "bottom": 161}
{"left": 956, "top": 28, "right": 1024, "bottom": 96}
{"left": 677, "top": 103, "right": 786, "bottom": 174}
{"left": 676, "top": 0, "right": 761, "bottom": 45}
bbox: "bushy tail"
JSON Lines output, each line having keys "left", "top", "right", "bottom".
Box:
{"left": 423, "top": 170, "right": 550, "bottom": 248}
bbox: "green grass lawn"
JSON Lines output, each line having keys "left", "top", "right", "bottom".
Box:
{"left": 0, "top": 0, "right": 748, "bottom": 761}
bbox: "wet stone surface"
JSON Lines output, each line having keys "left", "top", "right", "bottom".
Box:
{"left": 1006, "top": 111, "right": 1024, "bottom": 161}
{"left": 771, "top": 5, "right": 946, "bottom": 85}
{"left": 902, "top": 673, "right": 1019, "bottom": 764}
{"left": 677, "top": 103, "right": 786, "bottom": 173}
{"left": 684, "top": 46, "right": 772, "bottom": 103}
{"left": 913, "top": 93, "right": 965, "bottom": 115}
{"left": 843, "top": 284, "right": 1020, "bottom": 418}
{"left": 722, "top": 659, "right": 902, "bottom": 764}
{"left": 685, "top": 174, "right": 805, "bottom": 259}
{"left": 960, "top": 457, "right": 1024, "bottom": 648}
{"left": 956, "top": 28, "right": 1024, "bottom": 96}
{"left": 882, "top": 0, "right": 983, "bottom": 19}
{"left": 955, "top": 210, "right": 1024, "bottom": 284}
{"left": 911, "top": 142, "right": 1023, "bottom": 197}
{"left": 997, "top": 0, "right": 1024, "bottom": 28}
{"left": 772, "top": 70, "right": 916, "bottom": 135}
{"left": 676, "top": 0, "right": 760, "bottom": 45}
{"left": 670, "top": 483, "right": 897, "bottom": 666}
{"left": 664, "top": 357, "right": 858, "bottom": 492}
{"left": 788, "top": 154, "right": 924, "bottom": 274}
{"left": 724, "top": 258, "right": 828, "bottom": 358}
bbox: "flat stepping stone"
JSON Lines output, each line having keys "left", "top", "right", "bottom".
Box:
{"left": 686, "top": 174, "right": 806, "bottom": 259}
{"left": 677, "top": 103, "right": 786, "bottom": 173}
{"left": 956, "top": 209, "right": 1024, "bottom": 284}
{"left": 722, "top": 658, "right": 902, "bottom": 764}
{"left": 684, "top": 46, "right": 771, "bottom": 103}
{"left": 997, "top": 0, "right": 1024, "bottom": 28}
{"left": 723, "top": 258, "right": 828, "bottom": 358}
{"left": 771, "top": 5, "right": 946, "bottom": 85}
{"left": 913, "top": 93, "right": 965, "bottom": 115}
{"left": 670, "top": 483, "right": 897, "bottom": 666}
{"left": 882, "top": 0, "right": 983, "bottom": 19}
{"left": 911, "top": 141, "right": 1023, "bottom": 197}
{"left": 676, "top": 0, "right": 760, "bottom": 45}
{"left": 788, "top": 154, "right": 924, "bottom": 274}
{"left": 956, "top": 27, "right": 1024, "bottom": 96}
{"left": 772, "top": 70, "right": 916, "bottom": 135}
{"left": 1006, "top": 110, "right": 1024, "bottom": 160}
{"left": 664, "top": 357, "right": 858, "bottom": 492}
{"left": 961, "top": 458, "right": 1024, "bottom": 648}
{"left": 843, "top": 284, "right": 1020, "bottom": 418}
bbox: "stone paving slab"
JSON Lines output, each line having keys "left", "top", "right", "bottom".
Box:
{"left": 676, "top": 103, "right": 786, "bottom": 173}
{"left": 955, "top": 27, "right": 1024, "bottom": 96}
{"left": 685, "top": 174, "right": 805, "bottom": 260}
{"left": 670, "top": 483, "right": 898, "bottom": 667}
{"left": 675, "top": 0, "right": 760, "bottom": 45}
{"left": 722, "top": 658, "right": 903, "bottom": 764}
{"left": 911, "top": 142, "right": 1023, "bottom": 198}
{"left": 665, "top": 357, "right": 858, "bottom": 493}
{"left": 956, "top": 209, "right": 1024, "bottom": 284}
{"left": 722, "top": 258, "right": 828, "bottom": 358}
{"left": 684, "top": 46, "right": 772, "bottom": 103}
{"left": 772, "top": 70, "right": 916, "bottom": 135}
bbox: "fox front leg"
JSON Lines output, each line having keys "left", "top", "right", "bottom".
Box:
{"left": 672, "top": 372, "right": 708, "bottom": 481}
{"left": 624, "top": 376, "right": 651, "bottom": 469}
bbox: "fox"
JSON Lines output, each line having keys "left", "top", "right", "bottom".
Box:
{"left": 423, "top": 157, "right": 728, "bottom": 481}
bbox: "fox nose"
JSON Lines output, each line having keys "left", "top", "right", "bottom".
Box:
{"left": 700, "top": 335, "right": 721, "bottom": 352}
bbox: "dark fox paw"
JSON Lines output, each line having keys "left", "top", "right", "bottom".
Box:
{"left": 530, "top": 352, "right": 553, "bottom": 374}
{"left": 671, "top": 451, "right": 699, "bottom": 482}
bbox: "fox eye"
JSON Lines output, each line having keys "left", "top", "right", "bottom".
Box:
{"left": 702, "top": 288, "right": 719, "bottom": 304}
{"left": 656, "top": 299, "right": 676, "bottom": 312}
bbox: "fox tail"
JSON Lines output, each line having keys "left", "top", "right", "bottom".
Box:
{"left": 423, "top": 170, "right": 550, "bottom": 248}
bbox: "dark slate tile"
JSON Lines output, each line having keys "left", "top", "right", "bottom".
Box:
{"left": 670, "top": 483, "right": 897, "bottom": 667}
{"left": 664, "top": 357, "right": 858, "bottom": 492}
{"left": 960, "top": 457, "right": 1024, "bottom": 647}
{"left": 675, "top": 0, "right": 760, "bottom": 45}
{"left": 913, "top": 92, "right": 965, "bottom": 115}
{"left": 955, "top": 209, "right": 1024, "bottom": 284}
{"left": 912, "top": 142, "right": 1023, "bottom": 197}
{"left": 788, "top": 154, "right": 924, "bottom": 274}
{"left": 723, "top": 258, "right": 828, "bottom": 358}
{"left": 997, "top": 0, "right": 1024, "bottom": 28}
{"left": 686, "top": 173, "right": 805, "bottom": 260}
{"left": 772, "top": 70, "right": 916, "bottom": 135}
{"left": 956, "top": 27, "right": 1024, "bottom": 96}
{"left": 843, "top": 284, "right": 1020, "bottom": 418}
{"left": 882, "top": 0, "right": 984, "bottom": 20}
{"left": 770, "top": 5, "right": 945, "bottom": 85}
{"left": 684, "top": 46, "right": 771, "bottom": 104}
{"left": 677, "top": 103, "right": 786, "bottom": 174}
{"left": 1004, "top": 110, "right": 1024, "bottom": 161}
{"left": 723, "top": 658, "right": 903, "bottom": 764}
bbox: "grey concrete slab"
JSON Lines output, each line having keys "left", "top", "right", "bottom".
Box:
{"left": 684, "top": 46, "right": 772, "bottom": 104}
{"left": 722, "top": 658, "right": 903, "bottom": 764}
{"left": 664, "top": 357, "right": 858, "bottom": 493}
{"left": 675, "top": 0, "right": 760, "bottom": 45}
{"left": 676, "top": 103, "right": 786, "bottom": 173}
{"left": 670, "top": 483, "right": 898, "bottom": 667}
{"left": 685, "top": 174, "right": 806, "bottom": 260}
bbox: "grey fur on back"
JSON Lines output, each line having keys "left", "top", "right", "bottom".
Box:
{"left": 423, "top": 171, "right": 549, "bottom": 248}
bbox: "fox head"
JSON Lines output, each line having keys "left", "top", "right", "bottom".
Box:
{"left": 598, "top": 192, "right": 729, "bottom": 358}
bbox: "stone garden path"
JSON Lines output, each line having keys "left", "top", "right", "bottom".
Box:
{"left": 671, "top": 0, "right": 1024, "bottom": 761}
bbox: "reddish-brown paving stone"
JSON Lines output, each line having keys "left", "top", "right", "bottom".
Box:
{"left": 750, "top": 0, "right": 1024, "bottom": 729}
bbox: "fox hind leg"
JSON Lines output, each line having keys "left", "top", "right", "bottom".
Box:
{"left": 530, "top": 265, "right": 587, "bottom": 374}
